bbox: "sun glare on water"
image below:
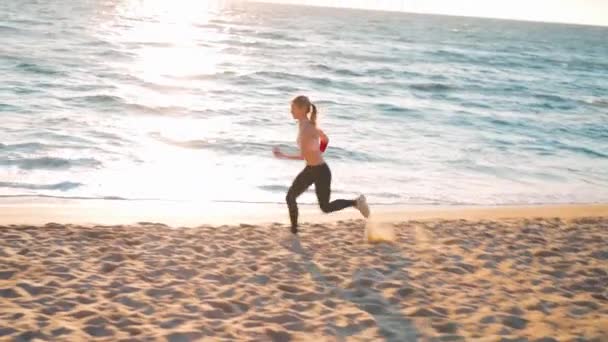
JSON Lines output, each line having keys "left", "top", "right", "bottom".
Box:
{"left": 95, "top": 0, "right": 239, "bottom": 201}
{"left": 112, "top": 0, "right": 226, "bottom": 83}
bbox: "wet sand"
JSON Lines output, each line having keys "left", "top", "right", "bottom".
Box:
{"left": 1, "top": 198, "right": 607, "bottom": 226}
{"left": 0, "top": 207, "right": 607, "bottom": 341}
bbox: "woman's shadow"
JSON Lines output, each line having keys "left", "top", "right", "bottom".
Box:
{"left": 288, "top": 235, "right": 418, "bottom": 342}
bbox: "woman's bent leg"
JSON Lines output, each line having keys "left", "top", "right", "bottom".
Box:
{"left": 314, "top": 164, "right": 355, "bottom": 213}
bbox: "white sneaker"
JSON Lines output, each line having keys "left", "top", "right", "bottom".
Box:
{"left": 355, "top": 195, "right": 370, "bottom": 218}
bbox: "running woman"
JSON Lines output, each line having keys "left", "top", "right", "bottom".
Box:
{"left": 273, "top": 95, "right": 370, "bottom": 234}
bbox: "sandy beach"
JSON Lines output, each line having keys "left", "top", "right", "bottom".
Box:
{"left": 0, "top": 204, "right": 607, "bottom": 341}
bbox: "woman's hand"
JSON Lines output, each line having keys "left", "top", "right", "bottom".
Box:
{"left": 273, "top": 146, "right": 285, "bottom": 159}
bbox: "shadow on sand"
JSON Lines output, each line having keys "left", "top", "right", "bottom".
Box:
{"left": 288, "top": 235, "right": 418, "bottom": 342}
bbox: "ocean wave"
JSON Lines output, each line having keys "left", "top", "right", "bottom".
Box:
{"left": 580, "top": 126, "right": 608, "bottom": 140}
{"left": 332, "top": 68, "right": 363, "bottom": 77}
{"left": 477, "top": 117, "right": 537, "bottom": 133}
{"left": 94, "top": 71, "right": 143, "bottom": 84}
{"left": 217, "top": 39, "right": 266, "bottom": 48}
{"left": 256, "top": 31, "right": 292, "bottom": 40}
{"left": 476, "top": 57, "right": 526, "bottom": 70}
{"left": 250, "top": 71, "right": 333, "bottom": 87}
{"left": 461, "top": 101, "right": 492, "bottom": 109}
{"left": 219, "top": 46, "right": 242, "bottom": 54}
{"left": 333, "top": 51, "right": 401, "bottom": 63}
{"left": 12, "top": 87, "right": 42, "bottom": 95}
{"left": 0, "top": 181, "right": 82, "bottom": 191}
{"left": 374, "top": 103, "right": 415, "bottom": 115}
{"left": 127, "top": 103, "right": 189, "bottom": 116}
{"left": 63, "top": 94, "right": 124, "bottom": 105}
{"left": 184, "top": 70, "right": 237, "bottom": 81}
{"left": 250, "top": 71, "right": 298, "bottom": 80}
{"left": 313, "top": 99, "right": 341, "bottom": 106}
{"left": 10, "top": 18, "right": 47, "bottom": 26}
{"left": 534, "top": 93, "right": 570, "bottom": 103}
{"left": 410, "top": 83, "right": 453, "bottom": 92}
{"left": 25, "top": 131, "right": 95, "bottom": 145}
{"left": 208, "top": 18, "right": 234, "bottom": 25}
{"left": 430, "top": 49, "right": 469, "bottom": 61}
{"left": 554, "top": 143, "right": 608, "bottom": 159}
{"left": 0, "top": 142, "right": 47, "bottom": 152}
{"left": 533, "top": 101, "right": 576, "bottom": 111}
{"left": 501, "top": 83, "right": 529, "bottom": 92}
{"left": 87, "top": 130, "right": 130, "bottom": 143}
{"left": 0, "top": 24, "right": 19, "bottom": 33}
{"left": 15, "top": 62, "right": 64, "bottom": 76}
{"left": 0, "top": 157, "right": 102, "bottom": 170}
{"left": 0, "top": 53, "right": 22, "bottom": 63}
{"left": 524, "top": 146, "right": 555, "bottom": 156}
{"left": 194, "top": 23, "right": 225, "bottom": 30}
{"left": 0, "top": 140, "right": 114, "bottom": 155}
{"left": 59, "top": 94, "right": 188, "bottom": 116}
{"left": 310, "top": 63, "right": 332, "bottom": 71}
{"left": 369, "top": 67, "right": 408, "bottom": 77}
{"left": 94, "top": 48, "right": 133, "bottom": 59}
{"left": 0, "top": 103, "right": 21, "bottom": 112}
{"left": 131, "top": 41, "right": 174, "bottom": 48}
{"left": 310, "top": 64, "right": 363, "bottom": 77}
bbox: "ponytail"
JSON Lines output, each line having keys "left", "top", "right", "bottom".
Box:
{"left": 309, "top": 104, "right": 317, "bottom": 126}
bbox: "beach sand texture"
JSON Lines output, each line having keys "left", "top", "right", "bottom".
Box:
{"left": 1, "top": 217, "right": 607, "bottom": 341}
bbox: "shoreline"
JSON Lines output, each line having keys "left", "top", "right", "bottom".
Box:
{"left": 0, "top": 198, "right": 606, "bottom": 226}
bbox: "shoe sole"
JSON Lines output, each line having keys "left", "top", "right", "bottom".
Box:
{"left": 357, "top": 195, "right": 370, "bottom": 218}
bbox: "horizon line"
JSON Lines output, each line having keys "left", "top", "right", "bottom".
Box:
{"left": 249, "top": 0, "right": 608, "bottom": 29}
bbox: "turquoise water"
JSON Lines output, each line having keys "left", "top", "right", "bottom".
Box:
{"left": 1, "top": 1, "right": 608, "bottom": 205}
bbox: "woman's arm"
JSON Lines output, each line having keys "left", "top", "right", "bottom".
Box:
{"left": 273, "top": 147, "right": 304, "bottom": 160}
{"left": 318, "top": 128, "right": 328, "bottom": 143}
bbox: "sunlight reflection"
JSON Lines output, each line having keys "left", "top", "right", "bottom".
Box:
{"left": 97, "top": 0, "right": 236, "bottom": 200}
{"left": 112, "top": 0, "right": 224, "bottom": 83}
{"left": 135, "top": 45, "right": 220, "bottom": 81}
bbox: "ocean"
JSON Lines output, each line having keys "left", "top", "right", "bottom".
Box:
{"left": 1, "top": 0, "right": 607, "bottom": 206}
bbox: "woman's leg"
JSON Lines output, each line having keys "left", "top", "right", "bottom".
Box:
{"left": 286, "top": 167, "right": 314, "bottom": 234}
{"left": 314, "top": 164, "right": 355, "bottom": 213}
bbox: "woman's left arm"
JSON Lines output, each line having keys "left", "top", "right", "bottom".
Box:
{"left": 318, "top": 129, "right": 328, "bottom": 143}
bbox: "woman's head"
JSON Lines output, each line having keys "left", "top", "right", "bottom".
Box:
{"left": 291, "top": 95, "right": 317, "bottom": 125}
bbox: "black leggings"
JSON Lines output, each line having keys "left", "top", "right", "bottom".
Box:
{"left": 286, "top": 163, "right": 355, "bottom": 232}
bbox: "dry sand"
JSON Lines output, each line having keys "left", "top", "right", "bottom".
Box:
{"left": 0, "top": 207, "right": 607, "bottom": 341}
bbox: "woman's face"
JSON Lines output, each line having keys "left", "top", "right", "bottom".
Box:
{"left": 291, "top": 102, "right": 307, "bottom": 119}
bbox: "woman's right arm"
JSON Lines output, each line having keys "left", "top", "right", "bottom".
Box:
{"left": 273, "top": 147, "right": 304, "bottom": 160}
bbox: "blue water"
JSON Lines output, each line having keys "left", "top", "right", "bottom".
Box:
{"left": 1, "top": 1, "right": 608, "bottom": 206}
